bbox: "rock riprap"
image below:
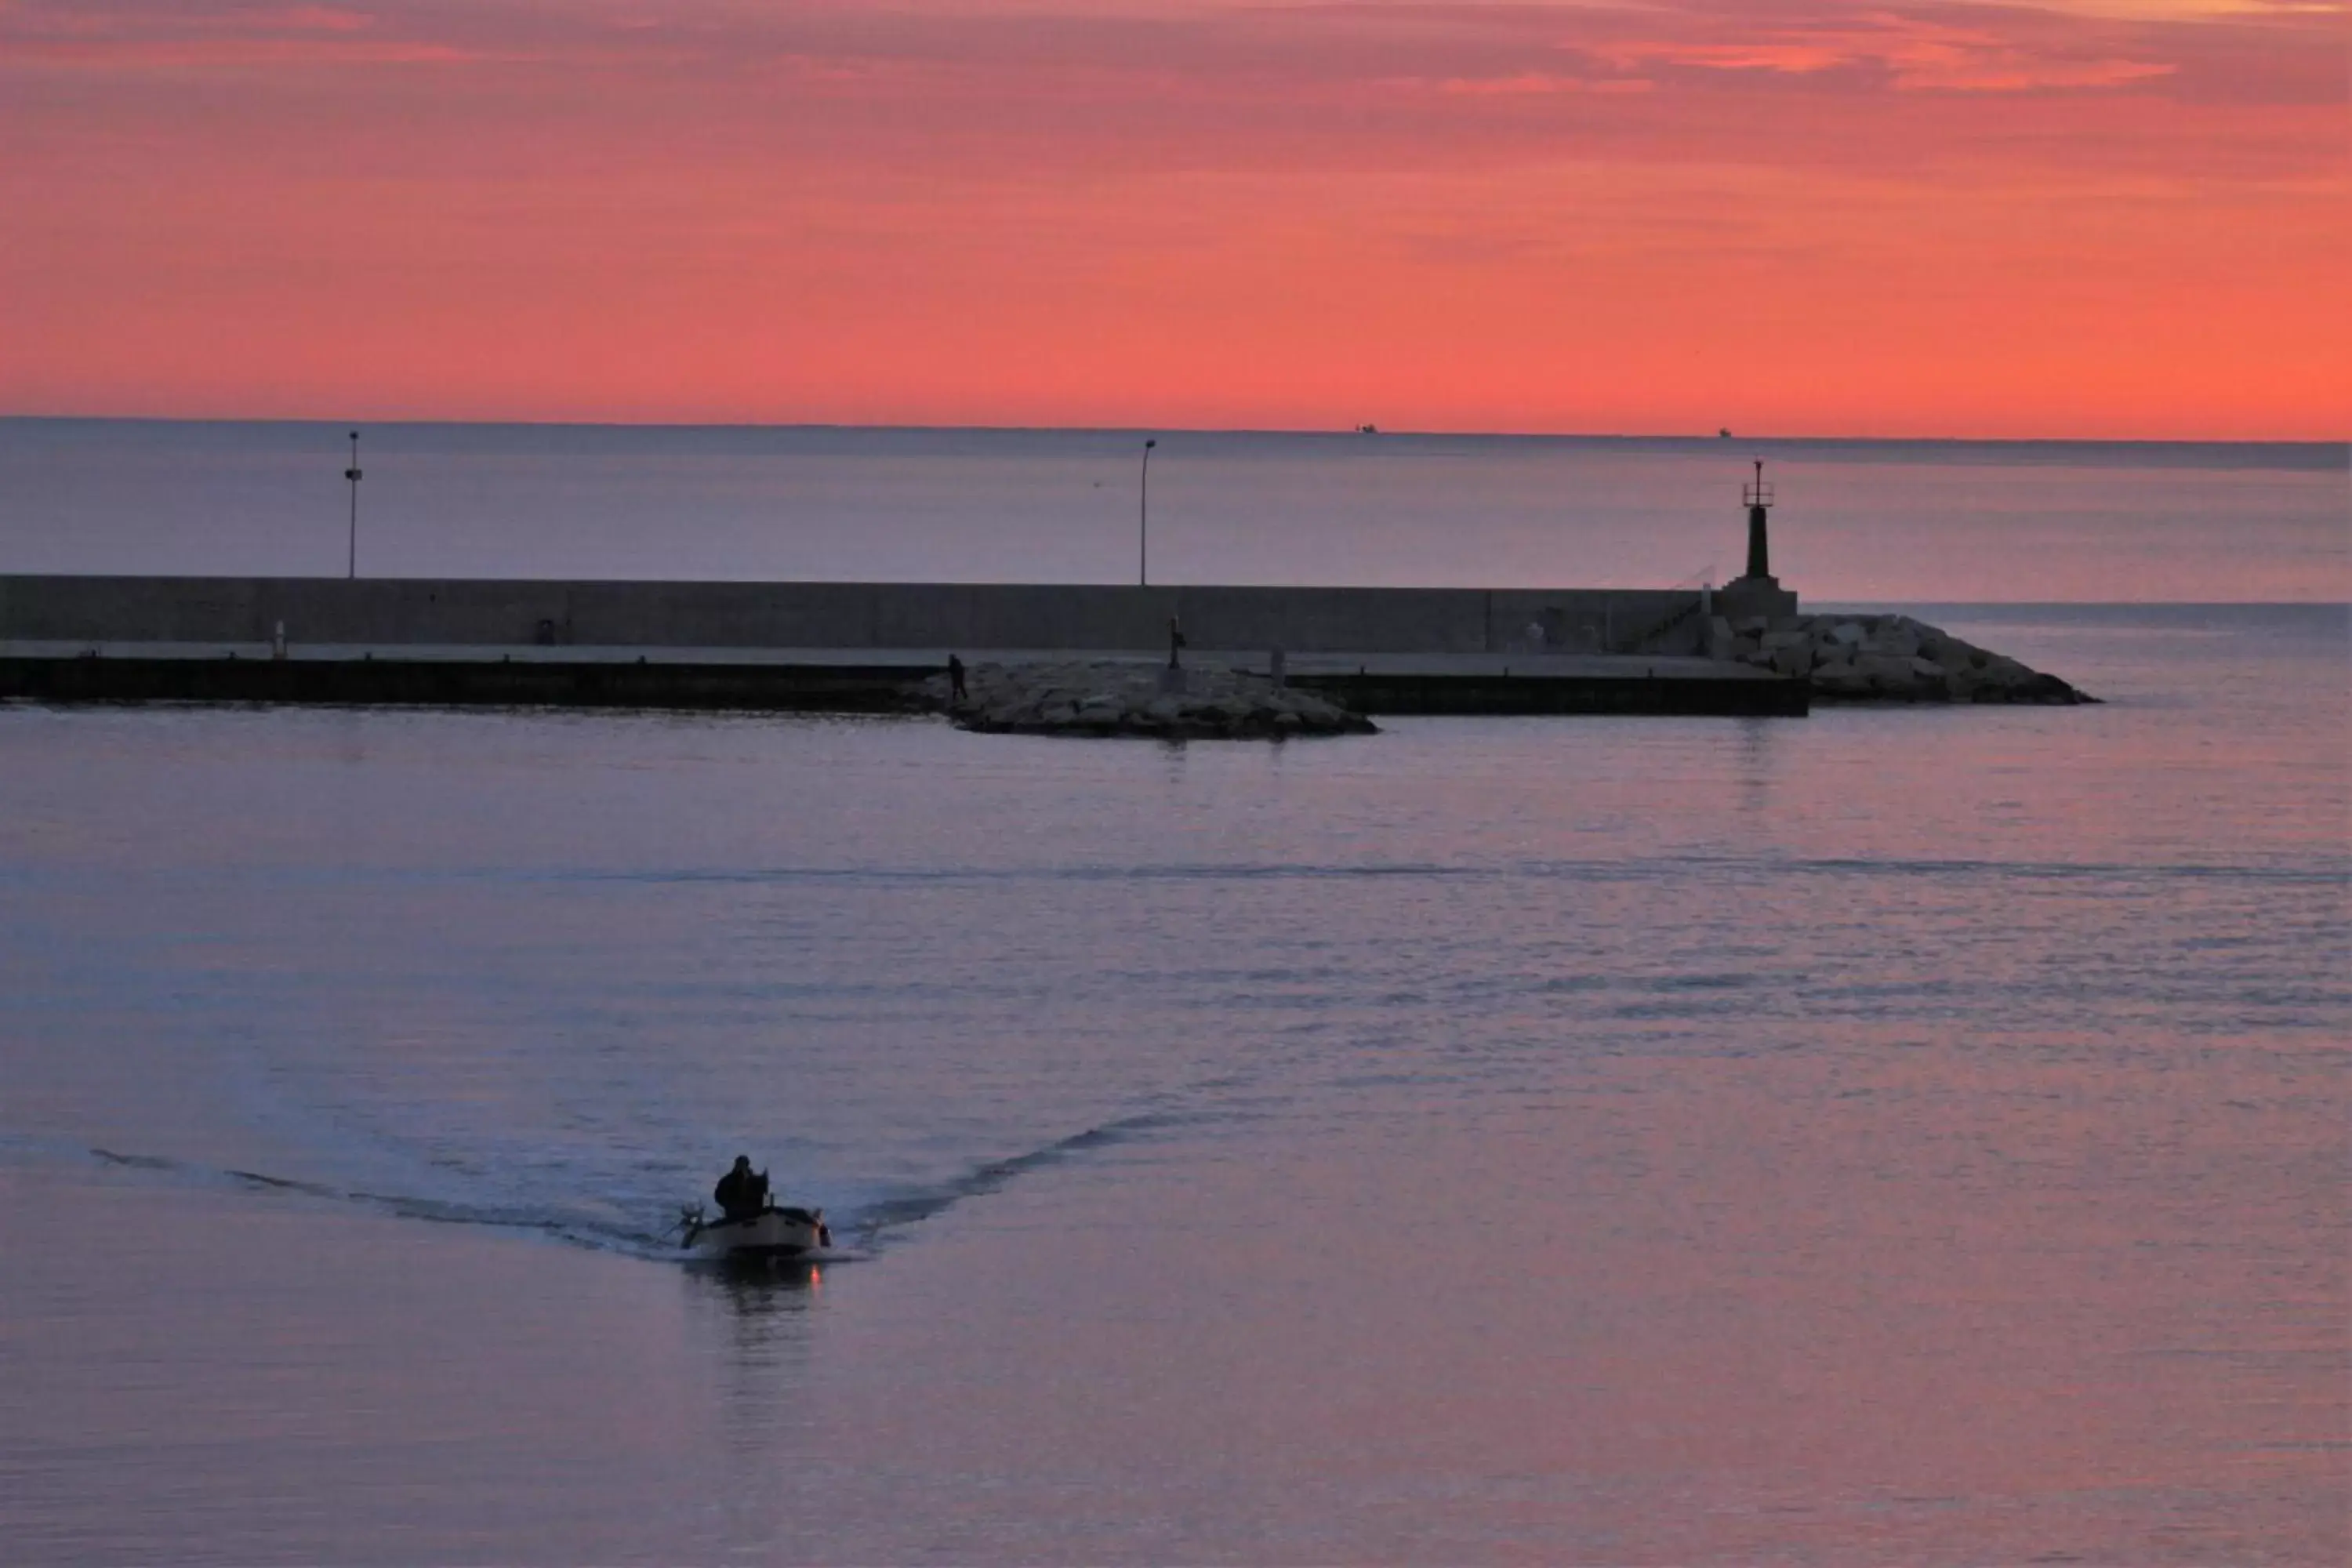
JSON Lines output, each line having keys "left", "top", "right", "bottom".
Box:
{"left": 1718, "top": 613, "right": 2096, "bottom": 703}
{"left": 915, "top": 660, "right": 1377, "bottom": 739}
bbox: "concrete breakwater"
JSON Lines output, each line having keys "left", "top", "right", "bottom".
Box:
{"left": 0, "top": 572, "right": 1809, "bottom": 720}
{"left": 0, "top": 577, "right": 2096, "bottom": 717}
{"left": 1716, "top": 612, "right": 2096, "bottom": 703}
{"left": 0, "top": 646, "right": 1812, "bottom": 719}
{"left": 0, "top": 576, "right": 1710, "bottom": 659}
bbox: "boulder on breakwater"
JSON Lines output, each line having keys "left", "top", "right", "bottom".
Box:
{"left": 1714, "top": 612, "right": 2096, "bottom": 704}
{"left": 913, "top": 659, "right": 1377, "bottom": 739}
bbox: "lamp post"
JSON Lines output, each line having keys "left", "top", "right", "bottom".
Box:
{"left": 1138, "top": 437, "right": 1156, "bottom": 586}
{"left": 343, "top": 430, "right": 364, "bottom": 579}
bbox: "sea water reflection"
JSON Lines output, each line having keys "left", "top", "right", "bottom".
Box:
{"left": 684, "top": 1263, "right": 829, "bottom": 1552}
{"left": 0, "top": 605, "right": 2342, "bottom": 1563}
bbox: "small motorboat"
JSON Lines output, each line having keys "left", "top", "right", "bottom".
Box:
{"left": 677, "top": 1203, "right": 832, "bottom": 1261}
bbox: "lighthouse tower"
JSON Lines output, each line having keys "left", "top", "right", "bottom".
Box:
{"left": 1716, "top": 458, "right": 1799, "bottom": 624}
{"left": 1742, "top": 459, "right": 1775, "bottom": 583}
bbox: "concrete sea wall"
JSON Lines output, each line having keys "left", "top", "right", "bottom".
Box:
{"left": 0, "top": 576, "right": 1708, "bottom": 657}
{"left": 0, "top": 649, "right": 1812, "bottom": 717}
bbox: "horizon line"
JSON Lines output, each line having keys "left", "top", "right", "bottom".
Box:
{"left": 2, "top": 412, "right": 2343, "bottom": 448}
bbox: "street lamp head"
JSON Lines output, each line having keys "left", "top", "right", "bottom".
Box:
{"left": 1144, "top": 438, "right": 1156, "bottom": 449}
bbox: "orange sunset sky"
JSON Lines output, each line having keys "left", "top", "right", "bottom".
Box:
{"left": 2, "top": 0, "right": 2344, "bottom": 437}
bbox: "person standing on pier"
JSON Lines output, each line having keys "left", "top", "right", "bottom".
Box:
{"left": 947, "top": 653, "right": 967, "bottom": 705}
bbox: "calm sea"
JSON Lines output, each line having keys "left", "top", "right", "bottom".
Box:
{"left": 0, "top": 425, "right": 2346, "bottom": 1563}
{"left": 0, "top": 420, "right": 2343, "bottom": 601}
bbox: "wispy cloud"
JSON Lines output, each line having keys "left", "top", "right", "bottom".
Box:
{"left": 2, "top": 1, "right": 499, "bottom": 67}
{"left": 1577, "top": 9, "right": 2180, "bottom": 93}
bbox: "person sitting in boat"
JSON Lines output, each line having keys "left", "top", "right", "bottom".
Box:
{"left": 713, "top": 1155, "right": 770, "bottom": 1222}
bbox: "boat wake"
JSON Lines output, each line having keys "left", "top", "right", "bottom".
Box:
{"left": 83, "top": 1145, "right": 680, "bottom": 1257}
{"left": 843, "top": 1106, "right": 1181, "bottom": 1243}
{"left": 60, "top": 1104, "right": 1186, "bottom": 1264}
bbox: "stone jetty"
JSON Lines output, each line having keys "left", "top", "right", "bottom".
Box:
{"left": 915, "top": 659, "right": 1377, "bottom": 739}
{"left": 1715, "top": 612, "right": 2096, "bottom": 704}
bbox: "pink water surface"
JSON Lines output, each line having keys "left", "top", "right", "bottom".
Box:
{"left": 0, "top": 605, "right": 2343, "bottom": 1563}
